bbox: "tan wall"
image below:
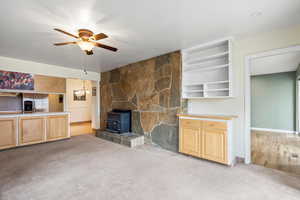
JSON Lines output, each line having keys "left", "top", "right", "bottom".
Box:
{"left": 66, "top": 79, "right": 92, "bottom": 123}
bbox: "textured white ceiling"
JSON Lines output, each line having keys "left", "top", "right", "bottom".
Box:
{"left": 251, "top": 51, "right": 300, "bottom": 75}
{"left": 0, "top": 0, "right": 300, "bottom": 72}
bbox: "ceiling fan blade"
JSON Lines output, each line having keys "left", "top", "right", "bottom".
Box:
{"left": 93, "top": 33, "right": 108, "bottom": 40}
{"left": 53, "top": 42, "right": 77, "bottom": 46}
{"left": 54, "top": 28, "right": 79, "bottom": 39}
{"left": 93, "top": 42, "right": 118, "bottom": 52}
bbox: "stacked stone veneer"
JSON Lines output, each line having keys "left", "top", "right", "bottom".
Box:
{"left": 100, "top": 51, "right": 182, "bottom": 152}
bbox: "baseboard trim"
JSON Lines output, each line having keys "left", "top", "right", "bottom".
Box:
{"left": 251, "top": 127, "right": 296, "bottom": 134}
{"left": 70, "top": 121, "right": 92, "bottom": 125}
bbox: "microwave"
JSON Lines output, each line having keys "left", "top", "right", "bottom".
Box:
{"left": 23, "top": 100, "right": 33, "bottom": 112}
{"left": 22, "top": 93, "right": 49, "bottom": 113}
{"left": 23, "top": 93, "right": 34, "bottom": 112}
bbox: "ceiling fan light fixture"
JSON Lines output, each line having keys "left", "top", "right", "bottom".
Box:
{"left": 77, "top": 41, "right": 94, "bottom": 51}
{"left": 53, "top": 28, "right": 117, "bottom": 54}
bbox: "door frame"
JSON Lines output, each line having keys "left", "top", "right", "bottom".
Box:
{"left": 244, "top": 44, "right": 300, "bottom": 164}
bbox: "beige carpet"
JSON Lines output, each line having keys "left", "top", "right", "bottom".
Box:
{"left": 0, "top": 135, "right": 300, "bottom": 200}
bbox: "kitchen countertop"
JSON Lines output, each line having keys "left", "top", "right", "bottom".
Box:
{"left": 0, "top": 112, "right": 70, "bottom": 118}
{"left": 177, "top": 113, "right": 238, "bottom": 120}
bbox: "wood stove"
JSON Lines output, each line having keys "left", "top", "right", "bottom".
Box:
{"left": 106, "top": 109, "right": 131, "bottom": 133}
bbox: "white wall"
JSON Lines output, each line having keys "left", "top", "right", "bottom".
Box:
{"left": 66, "top": 79, "right": 93, "bottom": 123}
{"left": 0, "top": 56, "right": 100, "bottom": 81}
{"left": 91, "top": 81, "right": 100, "bottom": 129}
{"left": 188, "top": 25, "right": 300, "bottom": 158}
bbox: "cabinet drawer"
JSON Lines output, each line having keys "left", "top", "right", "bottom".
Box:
{"left": 180, "top": 119, "right": 201, "bottom": 128}
{"left": 203, "top": 121, "right": 227, "bottom": 130}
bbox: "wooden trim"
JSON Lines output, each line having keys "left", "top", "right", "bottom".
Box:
{"left": 70, "top": 121, "right": 92, "bottom": 125}
{"left": 177, "top": 113, "right": 237, "bottom": 120}
{"left": 0, "top": 111, "right": 23, "bottom": 114}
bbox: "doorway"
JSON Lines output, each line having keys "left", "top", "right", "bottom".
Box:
{"left": 245, "top": 45, "right": 300, "bottom": 174}
{"left": 66, "top": 78, "right": 99, "bottom": 136}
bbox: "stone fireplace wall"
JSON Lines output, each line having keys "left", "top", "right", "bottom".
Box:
{"left": 100, "top": 51, "right": 181, "bottom": 152}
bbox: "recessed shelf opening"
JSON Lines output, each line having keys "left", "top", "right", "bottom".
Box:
{"left": 181, "top": 38, "right": 233, "bottom": 99}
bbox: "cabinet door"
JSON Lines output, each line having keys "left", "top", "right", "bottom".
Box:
{"left": 19, "top": 117, "right": 45, "bottom": 145}
{"left": 202, "top": 128, "right": 227, "bottom": 164}
{"left": 0, "top": 118, "right": 17, "bottom": 150}
{"left": 46, "top": 115, "right": 69, "bottom": 141}
{"left": 34, "top": 75, "right": 66, "bottom": 93}
{"left": 180, "top": 126, "right": 201, "bottom": 157}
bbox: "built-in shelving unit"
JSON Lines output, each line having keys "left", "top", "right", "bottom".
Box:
{"left": 181, "top": 38, "right": 233, "bottom": 99}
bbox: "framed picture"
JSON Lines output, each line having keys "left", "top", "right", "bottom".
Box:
{"left": 92, "top": 87, "right": 96, "bottom": 96}
{"left": 73, "top": 90, "right": 86, "bottom": 101}
{"left": 0, "top": 70, "right": 34, "bottom": 90}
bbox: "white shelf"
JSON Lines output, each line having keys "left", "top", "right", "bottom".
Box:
{"left": 184, "top": 80, "right": 229, "bottom": 87}
{"left": 183, "top": 40, "right": 228, "bottom": 54}
{"left": 206, "top": 80, "right": 230, "bottom": 84}
{"left": 205, "top": 88, "right": 229, "bottom": 92}
{"left": 184, "top": 64, "right": 229, "bottom": 72}
{"left": 185, "top": 52, "right": 229, "bottom": 65}
{"left": 182, "top": 96, "right": 233, "bottom": 100}
{"left": 185, "top": 90, "right": 204, "bottom": 93}
{"left": 181, "top": 38, "right": 233, "bottom": 99}
{"left": 185, "top": 88, "right": 228, "bottom": 93}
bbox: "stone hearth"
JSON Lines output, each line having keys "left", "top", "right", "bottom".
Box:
{"left": 96, "top": 131, "right": 144, "bottom": 148}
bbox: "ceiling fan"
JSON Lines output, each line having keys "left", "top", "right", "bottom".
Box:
{"left": 53, "top": 28, "right": 118, "bottom": 55}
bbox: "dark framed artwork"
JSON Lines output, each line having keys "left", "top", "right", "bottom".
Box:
{"left": 0, "top": 70, "right": 34, "bottom": 90}
{"left": 73, "top": 90, "right": 86, "bottom": 101}
{"left": 92, "top": 87, "right": 96, "bottom": 96}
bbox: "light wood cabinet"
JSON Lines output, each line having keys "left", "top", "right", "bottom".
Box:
{"left": 180, "top": 126, "right": 201, "bottom": 157}
{"left": 180, "top": 119, "right": 202, "bottom": 157}
{"left": 202, "top": 127, "right": 227, "bottom": 164}
{"left": 19, "top": 116, "right": 46, "bottom": 145}
{"left": 179, "top": 117, "right": 233, "bottom": 165}
{"left": 46, "top": 115, "right": 69, "bottom": 141}
{"left": 0, "top": 117, "right": 17, "bottom": 150}
{"left": 0, "top": 114, "right": 70, "bottom": 150}
{"left": 34, "top": 75, "right": 66, "bottom": 93}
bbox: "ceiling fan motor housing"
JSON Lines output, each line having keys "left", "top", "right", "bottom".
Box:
{"left": 78, "top": 29, "right": 94, "bottom": 39}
